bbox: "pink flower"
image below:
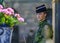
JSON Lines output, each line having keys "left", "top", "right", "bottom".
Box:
{"left": 2, "top": 9, "right": 7, "bottom": 14}
{"left": 7, "top": 8, "right": 14, "bottom": 15}
{"left": 15, "top": 13, "right": 21, "bottom": 18}
{"left": 17, "top": 17, "right": 24, "bottom": 22}
{"left": 0, "top": 9, "right": 2, "bottom": 12}
{"left": 15, "top": 14, "right": 25, "bottom": 22}
{"left": 0, "top": 4, "right": 3, "bottom": 9}
{"left": 6, "top": 11, "right": 12, "bottom": 15}
{"left": 2, "top": 9, "right": 11, "bottom": 15}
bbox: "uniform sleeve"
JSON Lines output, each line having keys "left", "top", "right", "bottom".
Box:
{"left": 44, "top": 25, "right": 53, "bottom": 39}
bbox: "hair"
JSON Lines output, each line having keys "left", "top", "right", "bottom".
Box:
{"left": 43, "top": 11, "right": 48, "bottom": 20}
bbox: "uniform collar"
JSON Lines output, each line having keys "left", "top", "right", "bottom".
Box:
{"left": 39, "top": 19, "right": 47, "bottom": 28}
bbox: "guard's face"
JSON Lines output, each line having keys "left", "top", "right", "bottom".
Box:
{"left": 37, "top": 12, "right": 47, "bottom": 21}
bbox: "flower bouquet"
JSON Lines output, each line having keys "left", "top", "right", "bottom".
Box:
{"left": 0, "top": 5, "right": 24, "bottom": 27}
{"left": 0, "top": 4, "right": 24, "bottom": 43}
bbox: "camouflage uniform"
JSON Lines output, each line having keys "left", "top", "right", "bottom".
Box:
{"left": 33, "top": 20, "right": 53, "bottom": 43}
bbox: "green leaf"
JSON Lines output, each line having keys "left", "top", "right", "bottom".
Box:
{"left": 6, "top": 16, "right": 18, "bottom": 27}
{"left": 0, "top": 13, "right": 4, "bottom": 18}
{"left": 0, "top": 17, "right": 5, "bottom": 24}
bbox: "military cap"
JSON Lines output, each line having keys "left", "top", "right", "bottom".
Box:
{"left": 36, "top": 4, "right": 47, "bottom": 13}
